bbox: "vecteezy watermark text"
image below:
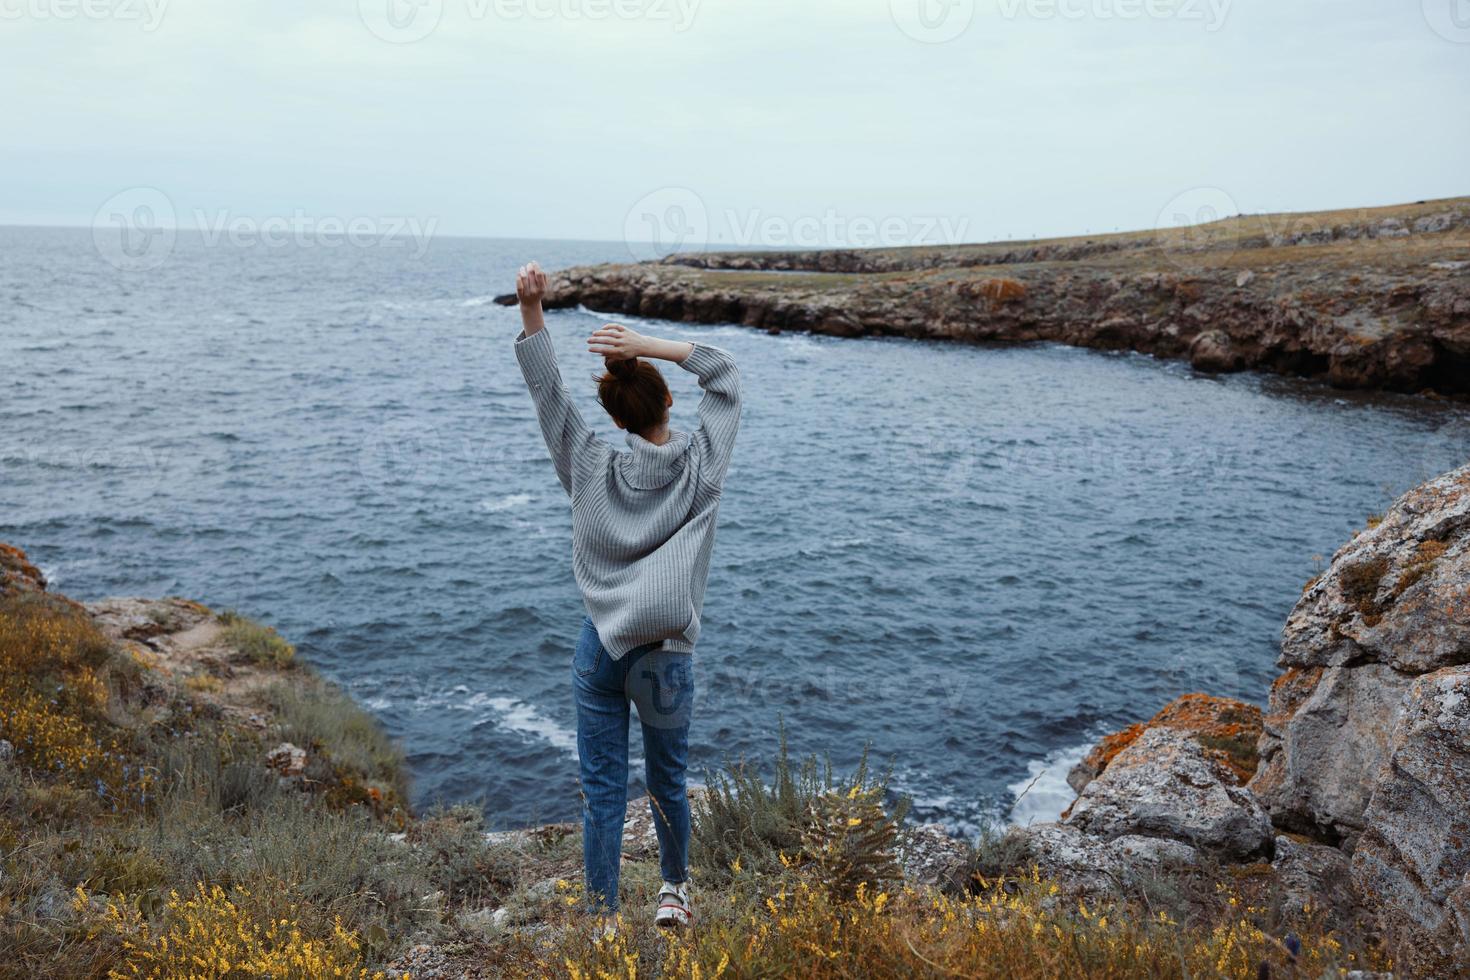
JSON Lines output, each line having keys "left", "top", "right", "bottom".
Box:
{"left": 357, "top": 0, "right": 699, "bottom": 43}
{"left": 0, "top": 0, "right": 167, "bottom": 29}
{"left": 996, "top": 0, "right": 1231, "bottom": 30}
{"left": 623, "top": 186, "right": 971, "bottom": 261}
{"left": 91, "top": 187, "right": 439, "bottom": 271}
{"left": 193, "top": 210, "right": 437, "bottom": 258}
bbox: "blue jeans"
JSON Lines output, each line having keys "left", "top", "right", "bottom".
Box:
{"left": 573, "top": 616, "right": 694, "bottom": 913}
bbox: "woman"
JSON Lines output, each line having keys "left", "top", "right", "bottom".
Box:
{"left": 512, "top": 261, "right": 742, "bottom": 930}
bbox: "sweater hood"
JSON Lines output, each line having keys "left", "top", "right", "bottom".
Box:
{"left": 620, "top": 429, "right": 691, "bottom": 490}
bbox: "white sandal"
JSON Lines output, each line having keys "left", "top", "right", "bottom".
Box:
{"left": 653, "top": 881, "right": 693, "bottom": 929}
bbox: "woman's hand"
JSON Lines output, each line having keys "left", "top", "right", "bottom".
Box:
{"left": 516, "top": 262, "right": 548, "bottom": 307}
{"left": 587, "top": 324, "right": 695, "bottom": 364}
{"left": 586, "top": 323, "right": 647, "bottom": 361}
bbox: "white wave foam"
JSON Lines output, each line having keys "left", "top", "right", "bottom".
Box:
{"left": 1007, "top": 739, "right": 1094, "bottom": 827}
{"left": 476, "top": 696, "right": 579, "bottom": 757}
{"left": 38, "top": 565, "right": 60, "bottom": 588}
{"left": 479, "top": 493, "right": 533, "bottom": 513}
{"left": 361, "top": 696, "right": 392, "bottom": 711}
{"left": 798, "top": 536, "right": 868, "bottom": 558}
{"left": 461, "top": 295, "right": 498, "bottom": 308}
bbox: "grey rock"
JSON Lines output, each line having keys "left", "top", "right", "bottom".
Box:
{"left": 896, "top": 823, "right": 970, "bottom": 889}
{"left": 1277, "top": 463, "right": 1470, "bottom": 674}
{"left": 1270, "top": 834, "right": 1355, "bottom": 922}
{"left": 1251, "top": 663, "right": 1412, "bottom": 846}
{"left": 1254, "top": 463, "right": 1470, "bottom": 846}
{"left": 1352, "top": 666, "right": 1470, "bottom": 963}
{"left": 454, "top": 905, "right": 505, "bottom": 938}
{"left": 1188, "top": 329, "right": 1242, "bottom": 373}
{"left": 1012, "top": 822, "right": 1200, "bottom": 897}
{"left": 265, "top": 741, "right": 307, "bottom": 777}
{"left": 1066, "top": 728, "right": 1272, "bottom": 860}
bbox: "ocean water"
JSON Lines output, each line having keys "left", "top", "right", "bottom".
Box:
{"left": 3, "top": 225, "right": 1467, "bottom": 836}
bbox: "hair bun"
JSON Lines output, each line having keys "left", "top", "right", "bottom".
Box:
{"left": 607, "top": 357, "right": 639, "bottom": 379}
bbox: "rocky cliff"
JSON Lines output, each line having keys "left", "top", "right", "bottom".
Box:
{"left": 995, "top": 463, "right": 1470, "bottom": 976}
{"left": 500, "top": 197, "right": 1470, "bottom": 396}
{"left": 4, "top": 466, "right": 1466, "bottom": 975}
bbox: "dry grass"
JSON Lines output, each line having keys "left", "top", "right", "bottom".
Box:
{"left": 0, "top": 592, "right": 420, "bottom": 979}
{"left": 492, "top": 871, "right": 1387, "bottom": 979}
{"left": 0, "top": 575, "right": 1404, "bottom": 979}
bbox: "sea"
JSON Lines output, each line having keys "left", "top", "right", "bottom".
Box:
{"left": 3, "top": 225, "right": 1467, "bottom": 835}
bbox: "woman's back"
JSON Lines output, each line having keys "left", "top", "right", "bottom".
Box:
{"left": 514, "top": 327, "right": 742, "bottom": 657}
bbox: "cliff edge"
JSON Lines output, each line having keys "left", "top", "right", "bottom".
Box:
{"left": 501, "top": 197, "right": 1470, "bottom": 397}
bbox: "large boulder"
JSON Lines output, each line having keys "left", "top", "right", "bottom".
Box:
{"left": 1065, "top": 727, "right": 1273, "bottom": 860}
{"left": 1253, "top": 463, "right": 1470, "bottom": 844}
{"left": 1249, "top": 663, "right": 1412, "bottom": 844}
{"left": 1351, "top": 666, "right": 1470, "bottom": 966}
{"left": 1279, "top": 463, "right": 1470, "bottom": 674}
{"left": 1006, "top": 822, "right": 1199, "bottom": 898}
{"left": 1068, "top": 693, "right": 1262, "bottom": 795}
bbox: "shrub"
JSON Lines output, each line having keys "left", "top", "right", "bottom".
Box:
{"left": 692, "top": 733, "right": 908, "bottom": 891}
{"left": 410, "top": 805, "right": 523, "bottom": 909}
{"left": 92, "top": 882, "right": 390, "bottom": 980}
{"left": 531, "top": 875, "right": 1386, "bottom": 980}
{"left": 0, "top": 596, "right": 150, "bottom": 807}
{"left": 218, "top": 611, "right": 296, "bottom": 668}
{"left": 260, "top": 677, "right": 408, "bottom": 810}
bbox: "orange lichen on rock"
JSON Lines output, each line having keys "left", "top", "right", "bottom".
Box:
{"left": 1070, "top": 693, "right": 1264, "bottom": 795}
{"left": 965, "top": 277, "right": 1027, "bottom": 306}
{"left": 0, "top": 542, "right": 47, "bottom": 596}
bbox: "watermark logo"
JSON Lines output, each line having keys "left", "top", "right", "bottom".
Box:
{"left": 1, "top": 442, "right": 173, "bottom": 494}
{"left": 1423, "top": 0, "right": 1470, "bottom": 43}
{"left": 890, "top": 0, "right": 974, "bottom": 43}
{"left": 358, "top": 0, "right": 444, "bottom": 43}
{"left": 91, "top": 190, "right": 439, "bottom": 270}
{"left": 623, "top": 186, "right": 973, "bottom": 260}
{"left": 624, "top": 187, "right": 709, "bottom": 262}
{"left": 1154, "top": 185, "right": 1239, "bottom": 272}
{"left": 193, "top": 209, "right": 437, "bottom": 258}
{"left": 92, "top": 186, "right": 177, "bottom": 272}
{"left": 358, "top": 419, "right": 452, "bottom": 503}
{"left": 494, "top": 0, "right": 700, "bottom": 30}
{"left": 0, "top": 0, "right": 169, "bottom": 30}
{"left": 358, "top": 0, "right": 699, "bottom": 43}
{"left": 995, "top": 0, "right": 1231, "bottom": 30}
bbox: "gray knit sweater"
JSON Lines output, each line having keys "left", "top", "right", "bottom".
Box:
{"left": 515, "top": 328, "right": 741, "bottom": 658}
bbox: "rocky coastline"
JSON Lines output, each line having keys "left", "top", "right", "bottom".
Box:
{"left": 1, "top": 463, "right": 1466, "bottom": 976}
{"left": 968, "top": 462, "right": 1470, "bottom": 976}
{"left": 497, "top": 197, "right": 1470, "bottom": 397}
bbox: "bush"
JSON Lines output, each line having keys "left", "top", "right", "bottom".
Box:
{"left": 260, "top": 677, "right": 408, "bottom": 810}
{"left": 692, "top": 732, "right": 908, "bottom": 893}
{"left": 0, "top": 596, "right": 150, "bottom": 807}
{"left": 92, "top": 882, "right": 390, "bottom": 980}
{"left": 409, "top": 805, "right": 526, "bottom": 909}
{"left": 218, "top": 610, "right": 296, "bottom": 668}
{"left": 528, "top": 875, "right": 1386, "bottom": 980}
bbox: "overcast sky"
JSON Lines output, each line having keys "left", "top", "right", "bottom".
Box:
{"left": 3, "top": 0, "right": 1466, "bottom": 247}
